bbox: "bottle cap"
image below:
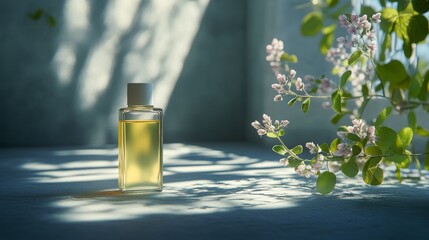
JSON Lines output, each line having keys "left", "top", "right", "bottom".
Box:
{"left": 127, "top": 83, "right": 153, "bottom": 106}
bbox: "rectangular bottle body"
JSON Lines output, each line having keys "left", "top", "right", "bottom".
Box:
{"left": 118, "top": 106, "right": 163, "bottom": 192}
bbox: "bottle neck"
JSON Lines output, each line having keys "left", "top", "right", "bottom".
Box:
{"left": 127, "top": 104, "right": 154, "bottom": 109}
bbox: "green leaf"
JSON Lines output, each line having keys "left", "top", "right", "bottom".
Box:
{"left": 326, "top": 0, "right": 339, "bottom": 7}
{"left": 403, "top": 42, "right": 412, "bottom": 58}
{"left": 301, "top": 11, "right": 323, "bottom": 36}
{"left": 348, "top": 50, "right": 362, "bottom": 65}
{"left": 398, "top": 127, "right": 413, "bottom": 148}
{"left": 391, "top": 88, "right": 405, "bottom": 106}
{"left": 375, "top": 83, "right": 383, "bottom": 92}
{"left": 384, "top": 154, "right": 409, "bottom": 164}
{"left": 374, "top": 106, "right": 393, "bottom": 127}
{"left": 376, "top": 60, "right": 409, "bottom": 85}
{"left": 316, "top": 171, "right": 336, "bottom": 194}
{"left": 416, "top": 126, "right": 429, "bottom": 137}
{"left": 365, "top": 145, "right": 382, "bottom": 156}
{"left": 281, "top": 53, "right": 298, "bottom": 63}
{"left": 341, "top": 158, "right": 359, "bottom": 177}
{"left": 394, "top": 12, "right": 410, "bottom": 41}
{"left": 362, "top": 84, "right": 369, "bottom": 98}
{"left": 331, "top": 90, "right": 342, "bottom": 113}
{"left": 362, "top": 157, "right": 383, "bottom": 184}
{"left": 272, "top": 145, "right": 287, "bottom": 155}
{"left": 45, "top": 14, "right": 57, "bottom": 27}
{"left": 397, "top": 0, "right": 413, "bottom": 12}
{"left": 292, "top": 145, "right": 303, "bottom": 155}
{"left": 380, "top": 33, "right": 391, "bottom": 61}
{"left": 409, "top": 74, "right": 423, "bottom": 97}
{"left": 396, "top": 154, "right": 411, "bottom": 168}
{"left": 267, "top": 132, "right": 277, "bottom": 138}
{"left": 320, "top": 31, "right": 335, "bottom": 54}
{"left": 360, "top": 6, "right": 376, "bottom": 16}
{"left": 277, "top": 129, "right": 285, "bottom": 137}
{"left": 330, "top": 113, "right": 344, "bottom": 124}
{"left": 330, "top": 138, "right": 341, "bottom": 152}
{"left": 380, "top": 8, "right": 398, "bottom": 33}
{"left": 407, "top": 14, "right": 429, "bottom": 43}
{"left": 375, "top": 126, "right": 404, "bottom": 154}
{"left": 321, "top": 23, "right": 336, "bottom": 34}
{"left": 395, "top": 165, "right": 402, "bottom": 182}
{"left": 337, "top": 126, "right": 348, "bottom": 132}
{"left": 28, "top": 9, "right": 44, "bottom": 20}
{"left": 320, "top": 143, "right": 330, "bottom": 153}
{"left": 412, "top": 0, "right": 429, "bottom": 13}
{"left": 366, "top": 156, "right": 382, "bottom": 166}
{"left": 301, "top": 98, "right": 311, "bottom": 113}
{"left": 340, "top": 70, "right": 352, "bottom": 89}
{"left": 363, "top": 166, "right": 384, "bottom": 185}
{"left": 288, "top": 97, "right": 298, "bottom": 107}
{"left": 347, "top": 133, "right": 361, "bottom": 142}
{"left": 352, "top": 145, "right": 362, "bottom": 157}
{"left": 289, "top": 158, "right": 303, "bottom": 168}
{"left": 408, "top": 111, "right": 417, "bottom": 131}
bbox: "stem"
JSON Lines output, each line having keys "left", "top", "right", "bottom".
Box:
{"left": 285, "top": 90, "right": 328, "bottom": 99}
{"left": 365, "top": 52, "right": 386, "bottom": 97}
{"left": 275, "top": 136, "right": 303, "bottom": 160}
{"left": 358, "top": 97, "right": 371, "bottom": 118}
{"left": 364, "top": 152, "right": 429, "bottom": 158}
{"left": 285, "top": 91, "right": 429, "bottom": 106}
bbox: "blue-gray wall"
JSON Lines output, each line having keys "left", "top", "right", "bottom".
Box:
{"left": 3, "top": 0, "right": 427, "bottom": 150}
{"left": 0, "top": 0, "right": 247, "bottom": 147}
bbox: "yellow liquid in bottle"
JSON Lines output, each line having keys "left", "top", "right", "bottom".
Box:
{"left": 118, "top": 120, "right": 162, "bottom": 191}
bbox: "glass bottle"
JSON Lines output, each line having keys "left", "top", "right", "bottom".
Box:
{"left": 118, "top": 83, "right": 163, "bottom": 192}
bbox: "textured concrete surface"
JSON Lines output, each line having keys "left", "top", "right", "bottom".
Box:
{"left": 1, "top": 143, "right": 428, "bottom": 239}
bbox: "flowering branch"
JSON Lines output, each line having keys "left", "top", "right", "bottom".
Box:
{"left": 253, "top": 8, "right": 429, "bottom": 195}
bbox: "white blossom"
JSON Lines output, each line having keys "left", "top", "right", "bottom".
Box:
{"left": 295, "top": 77, "right": 305, "bottom": 91}
{"left": 305, "top": 142, "right": 320, "bottom": 154}
{"left": 279, "top": 158, "right": 289, "bottom": 166}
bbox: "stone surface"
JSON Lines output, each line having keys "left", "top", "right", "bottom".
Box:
{"left": 1, "top": 143, "right": 428, "bottom": 239}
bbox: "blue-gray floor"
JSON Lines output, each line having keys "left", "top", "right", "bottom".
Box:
{"left": 0, "top": 143, "right": 428, "bottom": 240}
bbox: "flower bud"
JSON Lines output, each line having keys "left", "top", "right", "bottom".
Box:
{"left": 279, "top": 158, "right": 289, "bottom": 166}
{"left": 271, "top": 83, "right": 282, "bottom": 90}
{"left": 281, "top": 120, "right": 289, "bottom": 127}
{"left": 364, "top": 21, "right": 371, "bottom": 30}
{"left": 257, "top": 129, "right": 267, "bottom": 136}
{"left": 289, "top": 69, "right": 296, "bottom": 79}
{"left": 251, "top": 121, "right": 262, "bottom": 130}
{"left": 367, "top": 126, "right": 375, "bottom": 134}
{"left": 274, "top": 94, "right": 283, "bottom": 102}
{"left": 295, "top": 77, "right": 305, "bottom": 91}
{"left": 337, "top": 37, "right": 346, "bottom": 44}
{"left": 277, "top": 74, "right": 286, "bottom": 84}
{"left": 372, "top": 13, "right": 381, "bottom": 24}
{"left": 266, "top": 44, "right": 273, "bottom": 53}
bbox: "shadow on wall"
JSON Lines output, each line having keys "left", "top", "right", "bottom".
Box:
{"left": 164, "top": 0, "right": 246, "bottom": 142}
{"left": 0, "top": 0, "right": 246, "bottom": 147}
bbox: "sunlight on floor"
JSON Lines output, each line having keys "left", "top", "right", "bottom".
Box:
{"left": 16, "top": 144, "right": 307, "bottom": 222}
{"left": 14, "top": 143, "right": 429, "bottom": 223}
